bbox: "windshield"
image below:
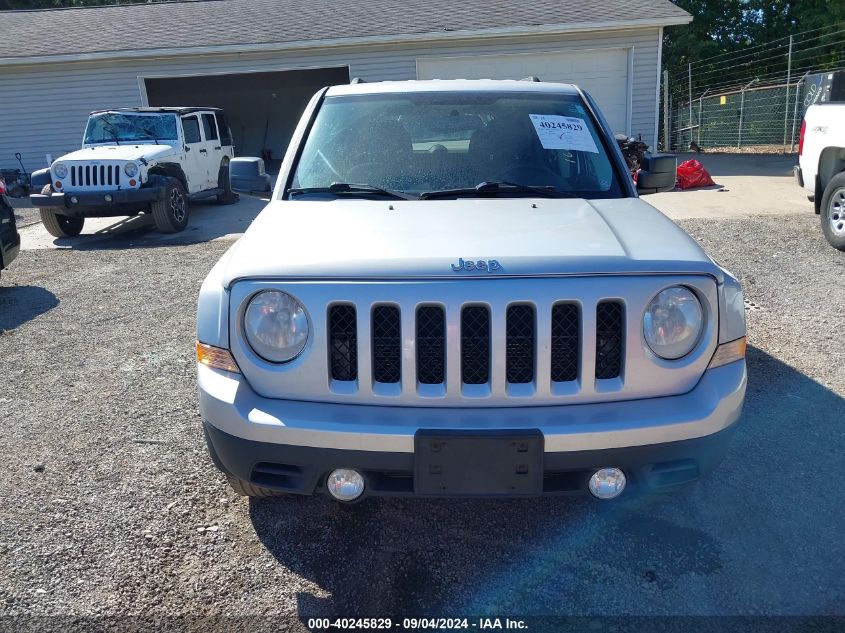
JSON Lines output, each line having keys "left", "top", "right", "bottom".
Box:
{"left": 288, "top": 91, "right": 624, "bottom": 199}
{"left": 84, "top": 113, "right": 179, "bottom": 144}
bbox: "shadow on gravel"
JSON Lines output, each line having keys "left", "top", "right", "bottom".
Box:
{"left": 248, "top": 345, "right": 845, "bottom": 618}
{"left": 41, "top": 196, "right": 264, "bottom": 251}
{"left": 0, "top": 284, "right": 58, "bottom": 331}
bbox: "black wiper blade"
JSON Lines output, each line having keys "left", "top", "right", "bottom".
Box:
{"left": 288, "top": 182, "right": 416, "bottom": 200}
{"left": 419, "top": 181, "right": 573, "bottom": 200}
{"left": 140, "top": 128, "right": 159, "bottom": 145}
{"left": 101, "top": 119, "right": 121, "bottom": 146}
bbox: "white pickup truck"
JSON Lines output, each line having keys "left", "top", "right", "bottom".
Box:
{"left": 795, "top": 103, "right": 845, "bottom": 250}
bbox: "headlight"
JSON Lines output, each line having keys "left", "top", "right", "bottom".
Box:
{"left": 643, "top": 286, "right": 703, "bottom": 360}
{"left": 244, "top": 290, "right": 309, "bottom": 363}
{"left": 124, "top": 162, "right": 139, "bottom": 178}
{"left": 53, "top": 163, "right": 68, "bottom": 179}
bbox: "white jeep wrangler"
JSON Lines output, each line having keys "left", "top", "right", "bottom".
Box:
{"left": 30, "top": 107, "right": 236, "bottom": 236}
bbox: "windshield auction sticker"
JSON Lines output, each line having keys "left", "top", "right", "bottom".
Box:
{"left": 529, "top": 114, "right": 599, "bottom": 153}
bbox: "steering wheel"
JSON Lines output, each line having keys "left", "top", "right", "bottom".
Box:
{"left": 344, "top": 161, "right": 390, "bottom": 183}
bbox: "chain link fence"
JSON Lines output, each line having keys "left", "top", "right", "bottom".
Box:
{"left": 667, "top": 75, "right": 836, "bottom": 153}
{"left": 663, "top": 24, "right": 845, "bottom": 153}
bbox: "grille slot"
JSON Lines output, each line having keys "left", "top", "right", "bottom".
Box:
{"left": 551, "top": 304, "right": 580, "bottom": 382}
{"left": 596, "top": 301, "right": 624, "bottom": 379}
{"left": 461, "top": 306, "right": 490, "bottom": 385}
{"left": 328, "top": 304, "right": 357, "bottom": 381}
{"left": 416, "top": 306, "right": 445, "bottom": 384}
{"left": 506, "top": 304, "right": 535, "bottom": 384}
{"left": 372, "top": 305, "right": 401, "bottom": 383}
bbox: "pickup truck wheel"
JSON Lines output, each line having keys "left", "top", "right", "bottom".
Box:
{"left": 151, "top": 179, "right": 189, "bottom": 233}
{"left": 39, "top": 186, "right": 84, "bottom": 237}
{"left": 225, "top": 473, "right": 286, "bottom": 498}
{"left": 216, "top": 162, "right": 238, "bottom": 205}
{"left": 820, "top": 172, "right": 845, "bottom": 251}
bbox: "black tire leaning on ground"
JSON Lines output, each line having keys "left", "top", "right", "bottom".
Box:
{"left": 225, "top": 473, "right": 286, "bottom": 497}
{"left": 216, "top": 158, "right": 238, "bottom": 205}
{"left": 820, "top": 172, "right": 845, "bottom": 251}
{"left": 39, "top": 184, "right": 84, "bottom": 237}
{"left": 151, "top": 178, "right": 189, "bottom": 233}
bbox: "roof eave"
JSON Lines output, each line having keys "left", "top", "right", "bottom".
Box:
{"left": 0, "top": 15, "right": 692, "bottom": 67}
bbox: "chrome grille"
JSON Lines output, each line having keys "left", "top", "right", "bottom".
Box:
{"left": 231, "top": 276, "right": 719, "bottom": 408}
{"left": 324, "top": 302, "right": 601, "bottom": 389}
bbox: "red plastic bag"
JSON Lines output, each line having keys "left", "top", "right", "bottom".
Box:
{"left": 676, "top": 159, "right": 715, "bottom": 189}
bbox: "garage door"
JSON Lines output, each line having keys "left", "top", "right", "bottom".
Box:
{"left": 417, "top": 49, "right": 630, "bottom": 134}
{"left": 144, "top": 66, "right": 349, "bottom": 162}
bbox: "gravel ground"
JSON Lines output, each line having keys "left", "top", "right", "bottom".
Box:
{"left": 8, "top": 198, "right": 40, "bottom": 229}
{"left": 0, "top": 212, "right": 843, "bottom": 628}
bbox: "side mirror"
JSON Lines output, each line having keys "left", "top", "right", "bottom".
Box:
{"left": 637, "top": 153, "right": 676, "bottom": 195}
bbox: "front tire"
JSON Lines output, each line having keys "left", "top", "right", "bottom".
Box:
{"left": 820, "top": 172, "right": 845, "bottom": 251}
{"left": 39, "top": 185, "right": 84, "bottom": 237}
{"left": 151, "top": 179, "right": 189, "bottom": 233}
{"left": 216, "top": 160, "right": 238, "bottom": 205}
{"left": 225, "top": 473, "right": 286, "bottom": 498}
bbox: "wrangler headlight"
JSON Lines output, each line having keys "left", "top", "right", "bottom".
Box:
{"left": 53, "top": 163, "right": 68, "bottom": 179}
{"left": 124, "top": 162, "right": 139, "bottom": 178}
{"left": 643, "top": 286, "right": 703, "bottom": 360}
{"left": 244, "top": 290, "right": 309, "bottom": 363}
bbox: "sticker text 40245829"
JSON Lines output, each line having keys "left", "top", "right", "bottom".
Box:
{"left": 529, "top": 114, "right": 599, "bottom": 153}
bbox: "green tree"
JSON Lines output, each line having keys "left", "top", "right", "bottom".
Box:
{"left": 665, "top": 0, "right": 845, "bottom": 96}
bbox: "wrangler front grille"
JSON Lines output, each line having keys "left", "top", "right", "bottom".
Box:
{"left": 68, "top": 163, "right": 121, "bottom": 189}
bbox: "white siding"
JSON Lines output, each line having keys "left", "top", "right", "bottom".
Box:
{"left": 0, "top": 28, "right": 661, "bottom": 169}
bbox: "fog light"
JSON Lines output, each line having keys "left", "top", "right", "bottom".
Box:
{"left": 55, "top": 181, "right": 62, "bottom": 189}
{"left": 588, "top": 467, "right": 626, "bottom": 500}
{"left": 70, "top": 196, "right": 78, "bottom": 204}
{"left": 104, "top": 194, "right": 113, "bottom": 202}
{"left": 326, "top": 469, "right": 365, "bottom": 501}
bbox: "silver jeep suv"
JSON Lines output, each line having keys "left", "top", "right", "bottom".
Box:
{"left": 196, "top": 80, "right": 746, "bottom": 502}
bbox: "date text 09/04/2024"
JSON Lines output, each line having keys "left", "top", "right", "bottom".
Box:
{"left": 307, "top": 617, "right": 528, "bottom": 630}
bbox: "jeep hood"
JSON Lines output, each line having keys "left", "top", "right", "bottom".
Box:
{"left": 221, "top": 198, "right": 723, "bottom": 285}
{"left": 61, "top": 144, "right": 178, "bottom": 162}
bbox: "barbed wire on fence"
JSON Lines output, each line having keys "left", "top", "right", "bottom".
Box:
{"left": 663, "top": 21, "right": 845, "bottom": 152}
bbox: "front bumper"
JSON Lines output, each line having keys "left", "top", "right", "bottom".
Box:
{"left": 29, "top": 186, "right": 164, "bottom": 215}
{"left": 199, "top": 360, "right": 746, "bottom": 498}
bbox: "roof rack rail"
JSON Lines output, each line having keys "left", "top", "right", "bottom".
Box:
{"left": 521, "top": 76, "right": 541, "bottom": 82}
{"left": 350, "top": 77, "right": 367, "bottom": 84}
